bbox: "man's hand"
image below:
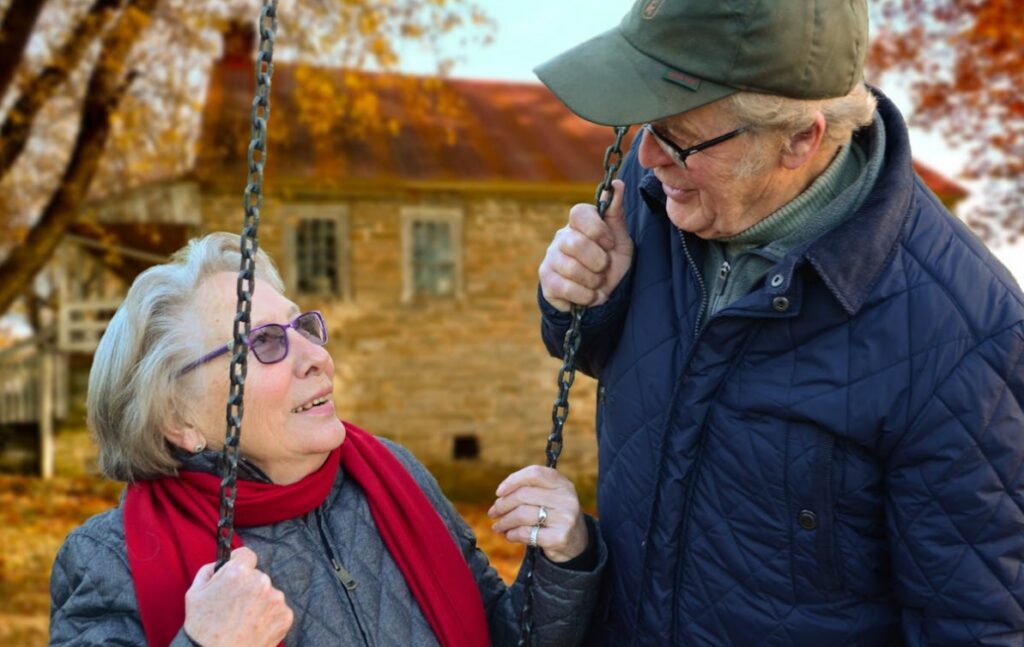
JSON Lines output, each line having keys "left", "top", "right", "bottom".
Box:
{"left": 538, "top": 178, "right": 633, "bottom": 312}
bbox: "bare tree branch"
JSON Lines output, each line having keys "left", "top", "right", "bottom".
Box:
{"left": 0, "top": 0, "right": 49, "bottom": 100}
{"left": 0, "top": 0, "right": 122, "bottom": 182}
{"left": 0, "top": 0, "right": 159, "bottom": 315}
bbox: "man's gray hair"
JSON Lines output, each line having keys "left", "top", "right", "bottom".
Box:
{"left": 87, "top": 232, "right": 285, "bottom": 482}
{"left": 728, "top": 82, "right": 878, "bottom": 177}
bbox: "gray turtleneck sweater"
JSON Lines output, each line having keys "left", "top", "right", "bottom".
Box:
{"left": 699, "top": 114, "right": 886, "bottom": 327}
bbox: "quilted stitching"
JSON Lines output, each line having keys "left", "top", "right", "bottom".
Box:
{"left": 49, "top": 442, "right": 606, "bottom": 646}
{"left": 540, "top": 91, "right": 1024, "bottom": 645}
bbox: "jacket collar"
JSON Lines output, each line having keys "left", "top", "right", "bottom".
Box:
{"left": 639, "top": 88, "right": 915, "bottom": 317}
{"left": 175, "top": 448, "right": 275, "bottom": 483}
{"left": 802, "top": 89, "right": 915, "bottom": 315}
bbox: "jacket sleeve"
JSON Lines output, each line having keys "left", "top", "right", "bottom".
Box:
{"left": 886, "top": 323, "right": 1024, "bottom": 645}
{"left": 383, "top": 440, "right": 607, "bottom": 647}
{"left": 49, "top": 525, "right": 196, "bottom": 647}
{"left": 539, "top": 271, "right": 633, "bottom": 379}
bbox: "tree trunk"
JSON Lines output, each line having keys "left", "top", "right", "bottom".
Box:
{"left": 0, "top": 0, "right": 123, "bottom": 181}
{"left": 0, "top": 0, "right": 158, "bottom": 316}
{"left": 0, "top": 0, "right": 48, "bottom": 100}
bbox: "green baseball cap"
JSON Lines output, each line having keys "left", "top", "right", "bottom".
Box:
{"left": 535, "top": 0, "right": 868, "bottom": 126}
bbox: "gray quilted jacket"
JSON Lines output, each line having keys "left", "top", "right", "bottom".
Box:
{"left": 49, "top": 439, "right": 605, "bottom": 646}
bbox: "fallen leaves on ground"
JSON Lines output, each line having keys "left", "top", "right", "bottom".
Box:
{"left": 0, "top": 474, "right": 525, "bottom": 646}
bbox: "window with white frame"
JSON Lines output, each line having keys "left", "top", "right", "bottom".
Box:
{"left": 401, "top": 206, "right": 462, "bottom": 301}
{"left": 283, "top": 204, "right": 350, "bottom": 299}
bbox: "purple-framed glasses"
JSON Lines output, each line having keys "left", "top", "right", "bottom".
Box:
{"left": 644, "top": 122, "right": 749, "bottom": 169}
{"left": 178, "top": 311, "right": 328, "bottom": 376}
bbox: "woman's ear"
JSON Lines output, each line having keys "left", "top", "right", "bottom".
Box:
{"left": 781, "top": 112, "right": 827, "bottom": 170}
{"left": 163, "top": 421, "right": 207, "bottom": 454}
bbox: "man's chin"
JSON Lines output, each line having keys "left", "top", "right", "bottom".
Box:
{"left": 665, "top": 203, "right": 712, "bottom": 238}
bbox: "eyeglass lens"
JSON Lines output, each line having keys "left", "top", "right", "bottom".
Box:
{"left": 249, "top": 312, "right": 327, "bottom": 364}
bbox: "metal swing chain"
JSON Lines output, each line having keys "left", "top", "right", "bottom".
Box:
{"left": 516, "top": 125, "right": 629, "bottom": 645}
{"left": 216, "top": 0, "right": 279, "bottom": 569}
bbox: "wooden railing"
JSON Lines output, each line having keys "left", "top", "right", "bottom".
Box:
{"left": 58, "top": 298, "right": 122, "bottom": 353}
{"left": 0, "top": 338, "right": 68, "bottom": 478}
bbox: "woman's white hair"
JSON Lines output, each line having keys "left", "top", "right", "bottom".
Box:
{"left": 727, "top": 81, "right": 878, "bottom": 177}
{"left": 87, "top": 232, "right": 285, "bottom": 482}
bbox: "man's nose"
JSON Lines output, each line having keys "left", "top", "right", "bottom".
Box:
{"left": 637, "top": 127, "right": 673, "bottom": 170}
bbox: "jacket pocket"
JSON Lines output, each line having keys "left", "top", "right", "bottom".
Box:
{"left": 810, "top": 434, "right": 842, "bottom": 590}
{"left": 790, "top": 429, "right": 843, "bottom": 597}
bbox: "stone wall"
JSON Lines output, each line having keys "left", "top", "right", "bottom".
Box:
{"left": 202, "top": 190, "right": 600, "bottom": 479}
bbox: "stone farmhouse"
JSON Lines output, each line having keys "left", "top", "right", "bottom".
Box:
{"left": 0, "top": 23, "right": 968, "bottom": 479}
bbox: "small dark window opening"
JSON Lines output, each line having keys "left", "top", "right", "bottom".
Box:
{"left": 453, "top": 435, "right": 480, "bottom": 460}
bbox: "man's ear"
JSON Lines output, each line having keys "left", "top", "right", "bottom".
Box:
{"left": 781, "top": 112, "right": 827, "bottom": 170}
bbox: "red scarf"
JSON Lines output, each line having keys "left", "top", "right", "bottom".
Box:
{"left": 123, "top": 422, "right": 489, "bottom": 647}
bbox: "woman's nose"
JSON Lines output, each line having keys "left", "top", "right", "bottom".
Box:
{"left": 290, "top": 329, "right": 332, "bottom": 376}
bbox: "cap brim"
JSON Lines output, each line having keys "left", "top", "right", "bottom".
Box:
{"left": 534, "top": 28, "right": 737, "bottom": 126}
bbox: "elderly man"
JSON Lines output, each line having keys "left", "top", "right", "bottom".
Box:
{"left": 535, "top": 0, "right": 1024, "bottom": 644}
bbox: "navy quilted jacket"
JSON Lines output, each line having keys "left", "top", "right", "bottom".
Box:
{"left": 540, "top": 90, "right": 1024, "bottom": 646}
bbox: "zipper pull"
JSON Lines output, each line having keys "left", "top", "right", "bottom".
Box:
{"left": 718, "top": 260, "right": 731, "bottom": 281}
{"left": 331, "top": 558, "right": 358, "bottom": 591}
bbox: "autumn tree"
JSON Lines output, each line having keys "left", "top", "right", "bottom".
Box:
{"left": 869, "top": 0, "right": 1024, "bottom": 242}
{"left": 0, "top": 0, "right": 491, "bottom": 317}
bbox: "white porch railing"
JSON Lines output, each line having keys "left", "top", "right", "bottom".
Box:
{"left": 0, "top": 338, "right": 68, "bottom": 478}
{"left": 58, "top": 298, "right": 123, "bottom": 353}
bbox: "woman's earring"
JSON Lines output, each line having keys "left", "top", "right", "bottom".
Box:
{"left": 193, "top": 441, "right": 206, "bottom": 454}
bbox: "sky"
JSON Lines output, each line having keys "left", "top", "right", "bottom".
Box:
{"left": 399, "top": 0, "right": 1024, "bottom": 282}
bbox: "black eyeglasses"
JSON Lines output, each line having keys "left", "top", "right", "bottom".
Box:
{"left": 643, "top": 123, "right": 749, "bottom": 169}
{"left": 178, "top": 311, "right": 328, "bottom": 376}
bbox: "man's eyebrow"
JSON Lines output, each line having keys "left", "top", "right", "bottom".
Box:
{"left": 652, "top": 118, "right": 700, "bottom": 143}
{"left": 665, "top": 123, "right": 701, "bottom": 143}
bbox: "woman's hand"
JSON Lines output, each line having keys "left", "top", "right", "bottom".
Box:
{"left": 488, "top": 465, "right": 589, "bottom": 562}
{"left": 183, "top": 547, "right": 293, "bottom": 647}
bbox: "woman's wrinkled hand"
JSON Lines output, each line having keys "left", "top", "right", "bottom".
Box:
{"left": 183, "top": 546, "right": 293, "bottom": 647}
{"left": 488, "top": 465, "right": 589, "bottom": 563}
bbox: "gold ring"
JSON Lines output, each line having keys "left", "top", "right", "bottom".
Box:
{"left": 529, "top": 524, "right": 540, "bottom": 548}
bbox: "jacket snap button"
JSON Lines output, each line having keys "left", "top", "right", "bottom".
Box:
{"left": 770, "top": 273, "right": 784, "bottom": 287}
{"left": 772, "top": 296, "right": 790, "bottom": 312}
{"left": 798, "top": 510, "right": 817, "bottom": 530}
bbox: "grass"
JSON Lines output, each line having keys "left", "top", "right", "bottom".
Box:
{"left": 0, "top": 426, "right": 592, "bottom": 646}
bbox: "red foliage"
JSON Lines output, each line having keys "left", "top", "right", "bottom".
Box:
{"left": 869, "top": 0, "right": 1024, "bottom": 240}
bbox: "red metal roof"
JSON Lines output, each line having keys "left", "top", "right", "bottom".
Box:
{"left": 196, "top": 55, "right": 966, "bottom": 201}
{"left": 911, "top": 159, "right": 968, "bottom": 199}
{"left": 196, "top": 61, "right": 637, "bottom": 190}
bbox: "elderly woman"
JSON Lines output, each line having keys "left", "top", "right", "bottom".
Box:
{"left": 50, "top": 232, "right": 603, "bottom": 647}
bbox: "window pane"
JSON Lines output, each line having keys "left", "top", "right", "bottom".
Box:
{"left": 412, "top": 220, "right": 454, "bottom": 296}
{"left": 296, "top": 218, "right": 339, "bottom": 295}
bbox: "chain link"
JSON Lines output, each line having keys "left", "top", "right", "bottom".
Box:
{"left": 216, "top": 0, "right": 278, "bottom": 570}
{"left": 517, "top": 125, "right": 628, "bottom": 645}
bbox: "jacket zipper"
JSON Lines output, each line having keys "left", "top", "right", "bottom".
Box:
{"left": 630, "top": 229, "right": 711, "bottom": 645}
{"left": 313, "top": 507, "right": 371, "bottom": 646}
{"left": 678, "top": 229, "right": 708, "bottom": 337}
{"left": 711, "top": 260, "right": 731, "bottom": 317}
